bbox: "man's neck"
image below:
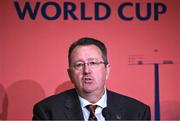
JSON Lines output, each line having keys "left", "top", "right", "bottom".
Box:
{"left": 78, "top": 88, "right": 105, "bottom": 103}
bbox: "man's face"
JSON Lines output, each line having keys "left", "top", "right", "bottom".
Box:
{"left": 68, "top": 45, "right": 110, "bottom": 95}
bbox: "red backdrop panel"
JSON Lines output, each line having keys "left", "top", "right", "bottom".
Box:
{"left": 0, "top": 0, "right": 180, "bottom": 120}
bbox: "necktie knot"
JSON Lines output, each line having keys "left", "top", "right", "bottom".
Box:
{"left": 86, "top": 105, "right": 97, "bottom": 121}
{"left": 86, "top": 105, "right": 97, "bottom": 113}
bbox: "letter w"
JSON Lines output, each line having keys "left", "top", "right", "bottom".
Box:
{"left": 14, "top": 1, "right": 40, "bottom": 20}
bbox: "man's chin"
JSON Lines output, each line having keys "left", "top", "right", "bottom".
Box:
{"left": 83, "top": 88, "right": 96, "bottom": 93}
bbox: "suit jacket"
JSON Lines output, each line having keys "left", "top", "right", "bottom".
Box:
{"left": 32, "top": 88, "right": 151, "bottom": 120}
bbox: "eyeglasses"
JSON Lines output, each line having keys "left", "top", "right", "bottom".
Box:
{"left": 70, "top": 60, "right": 105, "bottom": 71}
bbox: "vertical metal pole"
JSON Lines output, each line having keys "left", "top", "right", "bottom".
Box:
{"left": 155, "top": 64, "right": 160, "bottom": 120}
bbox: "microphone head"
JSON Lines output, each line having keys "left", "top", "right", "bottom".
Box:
{"left": 102, "top": 107, "right": 121, "bottom": 120}
{"left": 102, "top": 107, "right": 111, "bottom": 120}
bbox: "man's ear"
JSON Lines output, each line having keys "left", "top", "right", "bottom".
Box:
{"left": 67, "top": 68, "right": 74, "bottom": 84}
{"left": 67, "top": 68, "right": 70, "bottom": 76}
{"left": 105, "top": 64, "right": 111, "bottom": 80}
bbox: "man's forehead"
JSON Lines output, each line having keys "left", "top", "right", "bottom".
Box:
{"left": 70, "top": 45, "right": 103, "bottom": 60}
{"left": 72, "top": 44, "right": 101, "bottom": 53}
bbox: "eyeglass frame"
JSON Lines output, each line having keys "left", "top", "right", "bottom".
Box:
{"left": 69, "top": 60, "right": 106, "bottom": 71}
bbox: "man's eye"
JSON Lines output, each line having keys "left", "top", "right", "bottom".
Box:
{"left": 75, "top": 63, "right": 84, "bottom": 67}
{"left": 89, "top": 61, "right": 98, "bottom": 65}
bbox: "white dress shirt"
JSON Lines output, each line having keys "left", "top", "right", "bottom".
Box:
{"left": 78, "top": 89, "right": 107, "bottom": 121}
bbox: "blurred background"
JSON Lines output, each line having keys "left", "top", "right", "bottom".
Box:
{"left": 0, "top": 0, "right": 180, "bottom": 120}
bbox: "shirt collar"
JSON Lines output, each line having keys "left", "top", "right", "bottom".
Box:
{"left": 78, "top": 88, "right": 107, "bottom": 109}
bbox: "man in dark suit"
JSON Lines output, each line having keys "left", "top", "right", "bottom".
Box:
{"left": 33, "top": 37, "right": 151, "bottom": 120}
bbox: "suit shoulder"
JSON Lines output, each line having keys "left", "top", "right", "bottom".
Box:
{"left": 34, "top": 88, "right": 76, "bottom": 108}
{"left": 107, "top": 90, "right": 149, "bottom": 109}
{"left": 107, "top": 90, "right": 151, "bottom": 120}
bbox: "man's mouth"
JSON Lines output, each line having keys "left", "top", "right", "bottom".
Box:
{"left": 83, "top": 77, "right": 93, "bottom": 83}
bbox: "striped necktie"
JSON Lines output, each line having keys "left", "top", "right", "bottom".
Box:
{"left": 86, "top": 105, "right": 97, "bottom": 121}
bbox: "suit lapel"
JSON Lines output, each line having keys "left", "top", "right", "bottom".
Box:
{"left": 63, "top": 89, "right": 127, "bottom": 120}
{"left": 64, "top": 89, "right": 84, "bottom": 120}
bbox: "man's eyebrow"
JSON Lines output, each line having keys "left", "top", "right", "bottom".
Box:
{"left": 87, "top": 58, "right": 98, "bottom": 61}
{"left": 74, "top": 60, "right": 84, "bottom": 63}
{"left": 73, "top": 58, "right": 100, "bottom": 63}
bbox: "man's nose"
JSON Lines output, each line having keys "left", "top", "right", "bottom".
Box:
{"left": 83, "top": 64, "right": 91, "bottom": 74}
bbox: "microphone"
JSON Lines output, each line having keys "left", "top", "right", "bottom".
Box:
{"left": 102, "top": 107, "right": 121, "bottom": 120}
{"left": 102, "top": 107, "right": 111, "bottom": 120}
